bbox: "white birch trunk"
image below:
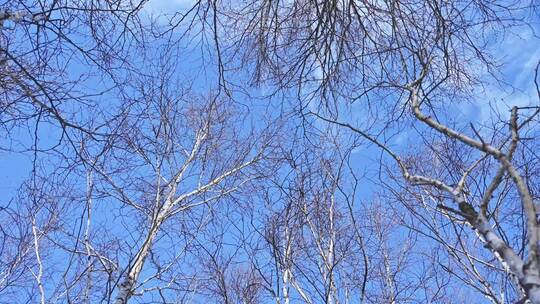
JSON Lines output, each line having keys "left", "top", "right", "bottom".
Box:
{"left": 114, "top": 215, "right": 164, "bottom": 304}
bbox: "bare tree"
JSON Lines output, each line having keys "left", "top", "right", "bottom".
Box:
{"left": 202, "top": 0, "right": 540, "bottom": 302}
{"left": 2, "top": 0, "right": 540, "bottom": 303}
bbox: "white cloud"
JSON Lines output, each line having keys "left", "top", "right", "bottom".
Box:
{"left": 470, "top": 25, "right": 540, "bottom": 122}
{"left": 142, "top": 0, "right": 199, "bottom": 17}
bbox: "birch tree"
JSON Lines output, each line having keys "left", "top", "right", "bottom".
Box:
{"left": 2, "top": 0, "right": 540, "bottom": 303}
{"left": 200, "top": 0, "right": 540, "bottom": 302}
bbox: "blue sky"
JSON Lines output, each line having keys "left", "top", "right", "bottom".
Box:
{"left": 1, "top": 1, "right": 540, "bottom": 303}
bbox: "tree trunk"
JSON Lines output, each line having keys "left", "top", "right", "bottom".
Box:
{"left": 114, "top": 215, "right": 164, "bottom": 304}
